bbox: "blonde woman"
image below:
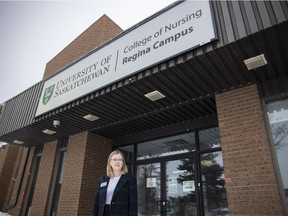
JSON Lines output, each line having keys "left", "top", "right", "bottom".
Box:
{"left": 92, "top": 150, "right": 138, "bottom": 216}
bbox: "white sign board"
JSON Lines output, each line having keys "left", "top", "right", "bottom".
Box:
{"left": 146, "top": 177, "right": 157, "bottom": 188}
{"left": 183, "top": 180, "right": 195, "bottom": 192}
{"left": 36, "top": 0, "right": 216, "bottom": 116}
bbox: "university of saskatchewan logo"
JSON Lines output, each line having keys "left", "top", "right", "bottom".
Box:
{"left": 42, "top": 84, "right": 55, "bottom": 105}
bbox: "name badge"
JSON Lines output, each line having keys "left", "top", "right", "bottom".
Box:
{"left": 100, "top": 182, "right": 107, "bottom": 187}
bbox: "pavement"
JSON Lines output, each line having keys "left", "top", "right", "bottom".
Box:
{"left": 0, "top": 213, "right": 12, "bottom": 216}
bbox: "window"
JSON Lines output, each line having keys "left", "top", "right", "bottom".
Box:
{"left": 23, "top": 145, "right": 43, "bottom": 216}
{"left": 49, "top": 139, "right": 68, "bottom": 216}
{"left": 199, "top": 127, "right": 221, "bottom": 151}
{"left": 137, "top": 132, "right": 196, "bottom": 160}
{"left": 120, "top": 126, "right": 228, "bottom": 215}
{"left": 201, "top": 152, "right": 228, "bottom": 215}
{"left": 266, "top": 97, "right": 288, "bottom": 209}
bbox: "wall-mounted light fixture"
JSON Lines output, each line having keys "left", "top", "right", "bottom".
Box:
{"left": 144, "top": 90, "right": 166, "bottom": 101}
{"left": 0, "top": 142, "right": 7, "bottom": 151}
{"left": 244, "top": 54, "right": 267, "bottom": 70}
{"left": 13, "top": 140, "right": 25, "bottom": 144}
{"left": 83, "top": 114, "right": 100, "bottom": 122}
{"left": 42, "top": 129, "right": 56, "bottom": 135}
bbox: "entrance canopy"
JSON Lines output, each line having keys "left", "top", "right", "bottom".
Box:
{"left": 0, "top": 1, "right": 288, "bottom": 146}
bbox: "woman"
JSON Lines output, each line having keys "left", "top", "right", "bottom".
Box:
{"left": 92, "top": 150, "right": 138, "bottom": 216}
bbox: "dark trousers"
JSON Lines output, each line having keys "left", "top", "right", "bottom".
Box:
{"left": 103, "top": 204, "right": 110, "bottom": 216}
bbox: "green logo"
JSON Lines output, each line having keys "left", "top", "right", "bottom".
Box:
{"left": 42, "top": 84, "right": 55, "bottom": 105}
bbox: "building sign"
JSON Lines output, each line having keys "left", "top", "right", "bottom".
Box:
{"left": 35, "top": 0, "right": 216, "bottom": 116}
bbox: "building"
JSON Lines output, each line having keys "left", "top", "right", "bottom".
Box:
{"left": 0, "top": 1, "right": 288, "bottom": 215}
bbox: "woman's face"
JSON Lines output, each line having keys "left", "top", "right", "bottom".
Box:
{"left": 109, "top": 153, "right": 123, "bottom": 173}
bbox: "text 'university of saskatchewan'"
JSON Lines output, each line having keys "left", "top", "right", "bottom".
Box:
{"left": 54, "top": 55, "right": 112, "bottom": 97}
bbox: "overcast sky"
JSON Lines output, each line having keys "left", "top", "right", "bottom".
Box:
{"left": 0, "top": 0, "right": 177, "bottom": 104}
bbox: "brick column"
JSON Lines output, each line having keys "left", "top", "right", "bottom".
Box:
{"left": 216, "top": 84, "right": 284, "bottom": 215}
{"left": 57, "top": 132, "right": 112, "bottom": 216}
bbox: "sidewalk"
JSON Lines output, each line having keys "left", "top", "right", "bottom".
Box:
{"left": 0, "top": 212, "right": 12, "bottom": 216}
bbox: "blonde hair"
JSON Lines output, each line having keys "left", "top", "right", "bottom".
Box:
{"left": 106, "top": 150, "right": 128, "bottom": 177}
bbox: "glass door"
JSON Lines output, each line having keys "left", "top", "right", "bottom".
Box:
{"left": 137, "top": 157, "right": 197, "bottom": 216}
{"left": 137, "top": 162, "right": 161, "bottom": 216}
{"left": 165, "top": 158, "right": 197, "bottom": 216}
{"left": 131, "top": 128, "right": 228, "bottom": 215}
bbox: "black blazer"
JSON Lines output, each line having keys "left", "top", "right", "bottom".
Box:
{"left": 92, "top": 173, "right": 138, "bottom": 216}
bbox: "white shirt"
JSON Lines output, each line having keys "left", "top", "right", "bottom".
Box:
{"left": 106, "top": 176, "right": 121, "bottom": 204}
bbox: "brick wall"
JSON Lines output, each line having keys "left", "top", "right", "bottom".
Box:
{"left": 57, "top": 132, "right": 111, "bottom": 216}
{"left": 78, "top": 133, "right": 112, "bottom": 215}
{"left": 29, "top": 141, "right": 58, "bottom": 216}
{"left": 216, "top": 84, "right": 284, "bottom": 215}
{"left": 43, "top": 15, "right": 123, "bottom": 79}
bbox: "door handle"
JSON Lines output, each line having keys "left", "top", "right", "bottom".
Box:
{"left": 157, "top": 200, "right": 170, "bottom": 212}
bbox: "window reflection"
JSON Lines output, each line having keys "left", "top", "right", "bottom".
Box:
{"left": 166, "top": 159, "right": 197, "bottom": 215}
{"left": 201, "top": 152, "right": 228, "bottom": 216}
{"left": 200, "top": 127, "right": 221, "bottom": 150}
{"left": 266, "top": 98, "right": 288, "bottom": 208}
{"left": 137, "top": 163, "right": 161, "bottom": 216}
{"left": 137, "top": 132, "right": 196, "bottom": 160}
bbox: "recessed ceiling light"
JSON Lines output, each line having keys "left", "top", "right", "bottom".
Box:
{"left": 244, "top": 54, "right": 267, "bottom": 70}
{"left": 144, "top": 90, "right": 166, "bottom": 101}
{"left": 83, "top": 114, "right": 100, "bottom": 122}
{"left": 13, "top": 140, "right": 25, "bottom": 144}
{"left": 42, "top": 129, "right": 56, "bottom": 135}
